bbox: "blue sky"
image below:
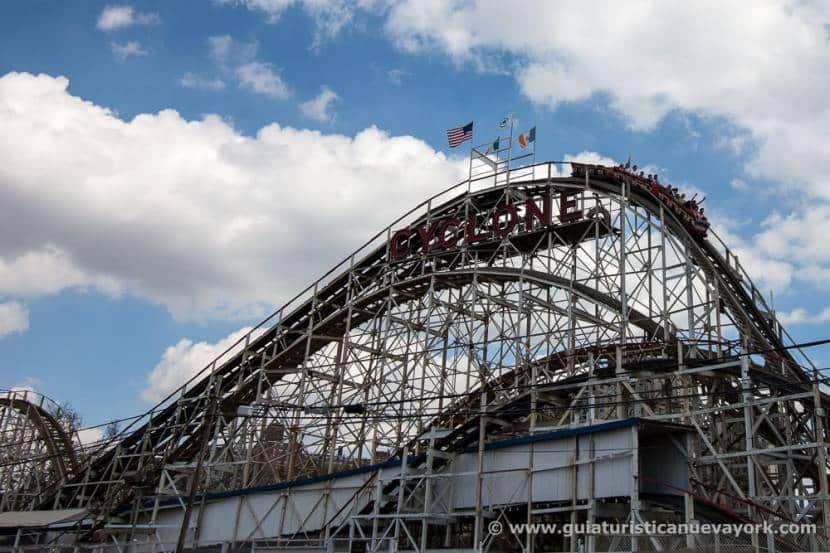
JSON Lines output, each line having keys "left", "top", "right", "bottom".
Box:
{"left": 1, "top": 1, "right": 830, "bottom": 431}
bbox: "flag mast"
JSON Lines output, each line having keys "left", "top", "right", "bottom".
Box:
{"left": 505, "top": 113, "right": 514, "bottom": 187}
{"left": 467, "top": 140, "right": 474, "bottom": 193}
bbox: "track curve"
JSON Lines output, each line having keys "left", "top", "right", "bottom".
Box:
{"left": 0, "top": 390, "right": 79, "bottom": 511}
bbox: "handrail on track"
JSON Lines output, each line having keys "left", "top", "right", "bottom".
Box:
{"left": 0, "top": 388, "right": 82, "bottom": 492}
{"left": 0, "top": 387, "right": 83, "bottom": 444}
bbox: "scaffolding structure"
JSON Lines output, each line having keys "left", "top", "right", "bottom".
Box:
{"left": 1, "top": 159, "right": 829, "bottom": 552}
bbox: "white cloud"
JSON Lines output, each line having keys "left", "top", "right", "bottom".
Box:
{"left": 199, "top": 36, "right": 290, "bottom": 100}
{"left": 706, "top": 219, "right": 795, "bottom": 295}
{"left": 77, "top": 427, "right": 104, "bottom": 445}
{"left": 225, "top": 0, "right": 367, "bottom": 43}
{"left": 0, "top": 72, "right": 464, "bottom": 321}
{"left": 754, "top": 207, "right": 830, "bottom": 265}
{"left": 778, "top": 307, "right": 830, "bottom": 326}
{"left": 208, "top": 35, "right": 258, "bottom": 67}
{"left": 141, "top": 327, "right": 266, "bottom": 403}
{"left": 300, "top": 86, "right": 339, "bottom": 122}
{"left": 0, "top": 302, "right": 29, "bottom": 338}
{"left": 736, "top": 204, "right": 830, "bottom": 297}
{"left": 110, "top": 41, "right": 148, "bottom": 60}
{"left": 208, "top": 35, "right": 235, "bottom": 64}
{"left": 733, "top": 245, "right": 794, "bottom": 294}
{"left": 223, "top": 0, "right": 295, "bottom": 22}
{"left": 528, "top": 151, "right": 619, "bottom": 180}
{"left": 10, "top": 376, "right": 40, "bottom": 392}
{"left": 563, "top": 151, "right": 617, "bottom": 168}
{"left": 686, "top": 201, "right": 830, "bottom": 307}
{"left": 97, "top": 5, "right": 159, "bottom": 32}
{"left": 0, "top": 247, "right": 121, "bottom": 298}
{"left": 730, "top": 178, "right": 748, "bottom": 191}
{"left": 236, "top": 62, "right": 290, "bottom": 99}
{"left": 179, "top": 72, "right": 226, "bottom": 91}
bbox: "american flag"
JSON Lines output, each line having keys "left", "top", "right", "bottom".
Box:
{"left": 446, "top": 122, "right": 473, "bottom": 148}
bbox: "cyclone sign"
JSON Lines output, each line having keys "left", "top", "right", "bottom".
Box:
{"left": 389, "top": 190, "right": 585, "bottom": 260}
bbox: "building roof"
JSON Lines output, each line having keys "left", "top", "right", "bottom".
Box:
{"left": 0, "top": 508, "right": 88, "bottom": 529}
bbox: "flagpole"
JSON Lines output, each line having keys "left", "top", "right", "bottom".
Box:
{"left": 465, "top": 121, "right": 475, "bottom": 192}
{"left": 468, "top": 145, "right": 474, "bottom": 193}
{"left": 507, "top": 116, "right": 513, "bottom": 186}
{"left": 529, "top": 121, "right": 536, "bottom": 178}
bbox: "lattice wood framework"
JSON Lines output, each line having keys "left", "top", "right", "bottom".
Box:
{"left": 0, "top": 390, "right": 80, "bottom": 512}
{"left": 4, "top": 162, "right": 828, "bottom": 551}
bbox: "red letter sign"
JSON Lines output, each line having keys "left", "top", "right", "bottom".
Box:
{"left": 390, "top": 229, "right": 411, "bottom": 259}
{"left": 559, "top": 190, "right": 583, "bottom": 223}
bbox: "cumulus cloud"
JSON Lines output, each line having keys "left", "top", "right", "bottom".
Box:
{"left": 778, "top": 307, "right": 830, "bottom": 326}
{"left": 300, "top": 86, "right": 338, "bottom": 122}
{"left": 705, "top": 219, "right": 795, "bottom": 295}
{"left": 97, "top": 5, "right": 159, "bottom": 32}
{"left": 729, "top": 204, "right": 830, "bottom": 299}
{"left": 0, "top": 72, "right": 464, "bottom": 321}
{"left": 0, "top": 302, "right": 29, "bottom": 338}
{"left": 77, "top": 427, "right": 104, "bottom": 445}
{"left": 730, "top": 178, "right": 748, "bottom": 191}
{"left": 651, "top": 197, "right": 830, "bottom": 308}
{"left": 563, "top": 151, "right": 616, "bottom": 168}
{"left": 222, "top": 0, "right": 298, "bottom": 22}
{"left": 236, "top": 62, "right": 290, "bottom": 99}
{"left": 110, "top": 40, "right": 148, "bottom": 60}
{"left": 197, "top": 36, "right": 289, "bottom": 100}
{"left": 208, "top": 35, "right": 259, "bottom": 70}
{"left": 179, "top": 72, "right": 226, "bottom": 91}
{"left": 521, "top": 151, "right": 614, "bottom": 179}
{"left": 9, "top": 376, "right": 40, "bottom": 393}
{"left": 754, "top": 207, "right": 830, "bottom": 266}
{"left": 141, "top": 327, "right": 266, "bottom": 403}
{"left": 224, "top": 0, "right": 363, "bottom": 44}
{"left": 208, "top": 35, "right": 236, "bottom": 65}
{"left": 0, "top": 247, "right": 121, "bottom": 298}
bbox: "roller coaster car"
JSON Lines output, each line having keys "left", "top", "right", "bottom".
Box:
{"left": 571, "top": 163, "right": 709, "bottom": 238}
{"left": 570, "top": 163, "right": 624, "bottom": 183}
{"left": 691, "top": 222, "right": 709, "bottom": 238}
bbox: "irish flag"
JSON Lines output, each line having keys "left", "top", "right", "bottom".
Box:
{"left": 518, "top": 127, "right": 536, "bottom": 148}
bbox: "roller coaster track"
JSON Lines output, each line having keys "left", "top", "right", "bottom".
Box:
{"left": 0, "top": 390, "right": 78, "bottom": 511}
{"left": 24, "top": 162, "right": 820, "bottom": 532}
{"left": 565, "top": 170, "right": 805, "bottom": 379}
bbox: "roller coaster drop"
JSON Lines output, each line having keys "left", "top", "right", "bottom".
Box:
{"left": 1, "top": 158, "right": 829, "bottom": 552}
